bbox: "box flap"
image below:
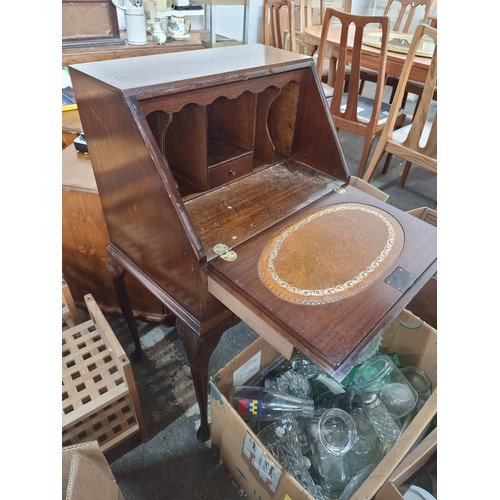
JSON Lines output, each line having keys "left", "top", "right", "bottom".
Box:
{"left": 349, "top": 176, "right": 389, "bottom": 202}
{"left": 62, "top": 441, "right": 123, "bottom": 500}
{"left": 66, "top": 454, "right": 124, "bottom": 500}
{"left": 374, "top": 430, "right": 437, "bottom": 499}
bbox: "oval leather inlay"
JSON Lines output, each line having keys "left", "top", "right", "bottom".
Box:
{"left": 258, "top": 203, "right": 404, "bottom": 304}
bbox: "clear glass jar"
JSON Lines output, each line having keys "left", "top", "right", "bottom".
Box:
{"left": 354, "top": 355, "right": 418, "bottom": 418}
{"left": 308, "top": 408, "right": 357, "bottom": 499}
{"left": 401, "top": 366, "right": 432, "bottom": 410}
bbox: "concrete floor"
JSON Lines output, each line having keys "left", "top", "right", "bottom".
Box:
{"left": 103, "top": 91, "right": 437, "bottom": 499}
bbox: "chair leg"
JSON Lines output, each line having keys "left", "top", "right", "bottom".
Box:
{"left": 359, "top": 77, "right": 365, "bottom": 95}
{"left": 362, "top": 133, "right": 388, "bottom": 182}
{"left": 389, "top": 84, "right": 398, "bottom": 104}
{"left": 381, "top": 153, "right": 393, "bottom": 174}
{"left": 400, "top": 160, "right": 413, "bottom": 186}
{"left": 401, "top": 90, "right": 409, "bottom": 110}
{"left": 356, "top": 138, "right": 375, "bottom": 178}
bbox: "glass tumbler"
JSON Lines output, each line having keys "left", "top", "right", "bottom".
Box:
{"left": 401, "top": 366, "right": 432, "bottom": 410}
{"left": 256, "top": 417, "right": 304, "bottom": 465}
{"left": 257, "top": 418, "right": 318, "bottom": 496}
{"left": 354, "top": 355, "right": 418, "bottom": 418}
{"left": 269, "top": 370, "right": 313, "bottom": 400}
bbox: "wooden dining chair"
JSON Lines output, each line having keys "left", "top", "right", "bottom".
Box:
{"left": 316, "top": 7, "right": 406, "bottom": 177}
{"left": 362, "top": 23, "right": 437, "bottom": 186}
{"left": 359, "top": 0, "right": 436, "bottom": 108}
{"left": 295, "top": 0, "right": 352, "bottom": 83}
{"left": 263, "top": 0, "right": 333, "bottom": 98}
{"left": 263, "top": 0, "right": 296, "bottom": 51}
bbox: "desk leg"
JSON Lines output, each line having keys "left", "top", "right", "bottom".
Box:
{"left": 176, "top": 314, "right": 239, "bottom": 442}
{"left": 108, "top": 256, "right": 143, "bottom": 361}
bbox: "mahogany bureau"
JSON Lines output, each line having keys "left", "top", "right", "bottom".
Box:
{"left": 69, "top": 44, "right": 437, "bottom": 441}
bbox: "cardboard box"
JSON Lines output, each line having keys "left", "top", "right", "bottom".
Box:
{"left": 406, "top": 207, "right": 437, "bottom": 227}
{"left": 62, "top": 441, "right": 124, "bottom": 500}
{"left": 349, "top": 176, "right": 389, "bottom": 202}
{"left": 210, "top": 308, "right": 437, "bottom": 499}
{"left": 406, "top": 207, "right": 437, "bottom": 329}
{"left": 375, "top": 430, "right": 437, "bottom": 499}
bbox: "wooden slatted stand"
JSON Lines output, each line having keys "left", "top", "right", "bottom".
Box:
{"left": 62, "top": 278, "right": 80, "bottom": 330}
{"left": 62, "top": 294, "right": 147, "bottom": 452}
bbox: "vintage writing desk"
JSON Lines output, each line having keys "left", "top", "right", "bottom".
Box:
{"left": 69, "top": 44, "right": 437, "bottom": 441}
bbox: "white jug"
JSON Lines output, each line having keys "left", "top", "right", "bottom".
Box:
{"left": 111, "top": 0, "right": 148, "bottom": 45}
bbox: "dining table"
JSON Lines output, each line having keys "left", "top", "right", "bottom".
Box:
{"left": 303, "top": 24, "right": 433, "bottom": 86}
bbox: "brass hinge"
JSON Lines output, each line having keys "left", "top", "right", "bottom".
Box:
{"left": 213, "top": 243, "right": 237, "bottom": 261}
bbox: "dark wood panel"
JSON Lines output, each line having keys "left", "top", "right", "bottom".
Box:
{"left": 185, "top": 160, "right": 343, "bottom": 261}
{"left": 63, "top": 38, "right": 203, "bottom": 66}
{"left": 208, "top": 184, "right": 437, "bottom": 375}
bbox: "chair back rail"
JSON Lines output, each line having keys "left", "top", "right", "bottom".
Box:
{"left": 264, "top": 0, "right": 296, "bottom": 51}
{"left": 316, "top": 8, "right": 404, "bottom": 176}
{"left": 363, "top": 23, "right": 437, "bottom": 183}
{"left": 385, "top": 0, "right": 437, "bottom": 33}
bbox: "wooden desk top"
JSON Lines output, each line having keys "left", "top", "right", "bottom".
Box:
{"left": 62, "top": 145, "right": 97, "bottom": 194}
{"left": 62, "top": 35, "right": 204, "bottom": 66}
{"left": 62, "top": 35, "right": 205, "bottom": 142}
{"left": 62, "top": 109, "right": 82, "bottom": 134}
{"left": 304, "top": 25, "right": 432, "bottom": 83}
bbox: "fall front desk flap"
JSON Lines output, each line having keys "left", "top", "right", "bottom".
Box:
{"left": 203, "top": 179, "right": 437, "bottom": 381}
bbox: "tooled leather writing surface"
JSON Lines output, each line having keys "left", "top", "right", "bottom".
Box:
{"left": 257, "top": 202, "right": 404, "bottom": 305}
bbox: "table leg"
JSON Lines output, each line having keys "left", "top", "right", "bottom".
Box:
{"left": 176, "top": 314, "right": 239, "bottom": 442}
{"left": 243, "top": 3, "right": 249, "bottom": 44}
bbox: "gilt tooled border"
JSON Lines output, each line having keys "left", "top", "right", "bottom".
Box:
{"left": 258, "top": 204, "right": 404, "bottom": 305}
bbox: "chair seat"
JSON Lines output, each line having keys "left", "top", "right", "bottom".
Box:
{"left": 321, "top": 81, "right": 334, "bottom": 98}
{"left": 340, "top": 94, "right": 404, "bottom": 125}
{"left": 392, "top": 119, "right": 433, "bottom": 148}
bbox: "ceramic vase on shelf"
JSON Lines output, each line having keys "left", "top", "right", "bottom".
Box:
{"left": 143, "top": 0, "right": 157, "bottom": 21}
{"left": 111, "top": 0, "right": 148, "bottom": 45}
{"left": 152, "top": 21, "right": 167, "bottom": 44}
{"left": 155, "top": 0, "right": 173, "bottom": 13}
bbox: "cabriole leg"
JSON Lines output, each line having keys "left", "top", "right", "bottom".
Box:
{"left": 176, "top": 315, "right": 239, "bottom": 442}
{"left": 107, "top": 255, "right": 142, "bottom": 361}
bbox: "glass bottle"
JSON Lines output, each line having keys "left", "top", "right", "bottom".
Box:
{"left": 348, "top": 435, "right": 373, "bottom": 475}
{"left": 350, "top": 406, "right": 383, "bottom": 468}
{"left": 360, "top": 392, "right": 400, "bottom": 444}
{"left": 229, "top": 386, "right": 314, "bottom": 422}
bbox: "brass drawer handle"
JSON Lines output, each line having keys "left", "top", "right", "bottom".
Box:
{"left": 227, "top": 169, "right": 237, "bottom": 176}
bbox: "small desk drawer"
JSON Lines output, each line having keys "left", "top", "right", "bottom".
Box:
{"left": 208, "top": 153, "right": 253, "bottom": 189}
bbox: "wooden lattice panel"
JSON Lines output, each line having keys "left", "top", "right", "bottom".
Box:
{"left": 62, "top": 294, "right": 147, "bottom": 451}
